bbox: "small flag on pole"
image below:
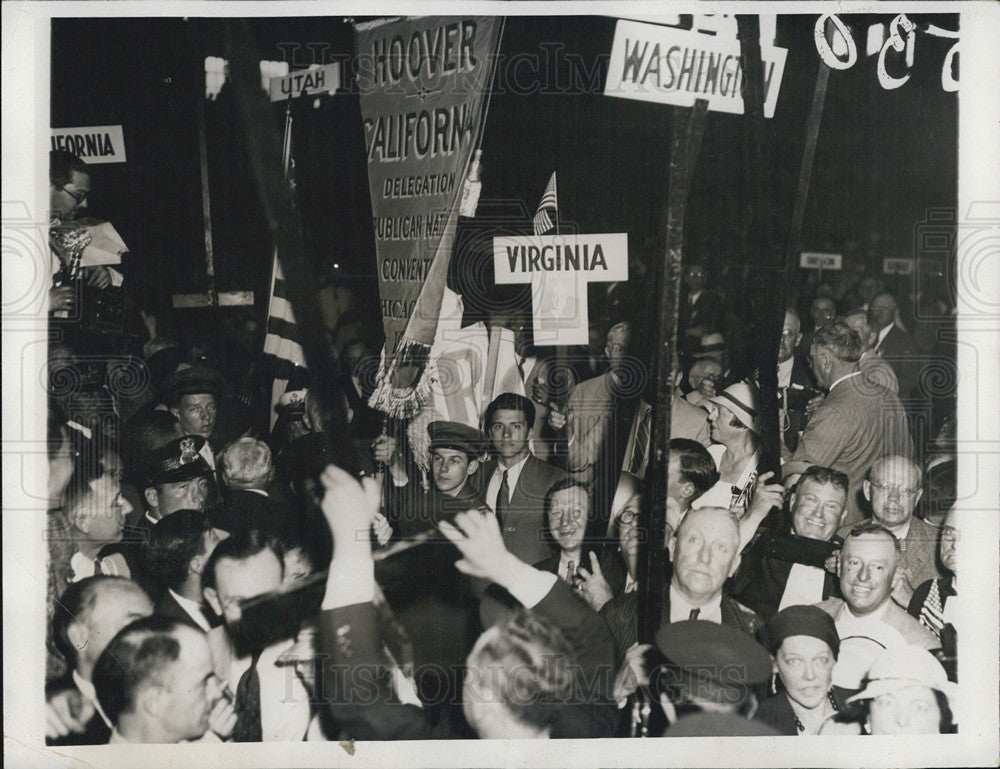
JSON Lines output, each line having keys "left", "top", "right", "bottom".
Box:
{"left": 532, "top": 172, "right": 558, "bottom": 236}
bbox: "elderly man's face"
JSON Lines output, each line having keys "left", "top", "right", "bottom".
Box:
{"left": 76, "top": 474, "right": 132, "bottom": 546}
{"left": 669, "top": 507, "right": 741, "bottom": 602}
{"left": 867, "top": 294, "right": 896, "bottom": 331}
{"left": 791, "top": 478, "right": 846, "bottom": 541}
{"left": 778, "top": 312, "right": 803, "bottom": 363}
{"left": 775, "top": 635, "right": 837, "bottom": 710}
{"left": 939, "top": 513, "right": 958, "bottom": 574}
{"left": 868, "top": 685, "right": 942, "bottom": 735}
{"left": 864, "top": 458, "right": 923, "bottom": 529}
{"left": 172, "top": 393, "right": 217, "bottom": 439}
{"left": 839, "top": 534, "right": 897, "bottom": 616}
{"left": 605, "top": 326, "right": 630, "bottom": 370}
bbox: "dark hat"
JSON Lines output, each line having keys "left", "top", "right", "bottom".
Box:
{"left": 654, "top": 620, "right": 773, "bottom": 705}
{"left": 765, "top": 605, "right": 841, "bottom": 660}
{"left": 162, "top": 364, "right": 223, "bottom": 405}
{"left": 427, "top": 421, "right": 482, "bottom": 458}
{"left": 145, "top": 435, "right": 212, "bottom": 487}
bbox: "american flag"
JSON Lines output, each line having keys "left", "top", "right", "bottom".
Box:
{"left": 532, "top": 172, "right": 558, "bottom": 235}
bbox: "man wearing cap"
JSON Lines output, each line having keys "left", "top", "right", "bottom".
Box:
{"left": 693, "top": 381, "right": 761, "bottom": 513}
{"left": 163, "top": 365, "right": 225, "bottom": 469}
{"left": 730, "top": 465, "right": 848, "bottom": 620}
{"left": 853, "top": 455, "right": 941, "bottom": 607}
{"left": 848, "top": 645, "right": 956, "bottom": 734}
{"left": 756, "top": 605, "right": 860, "bottom": 735}
{"left": 790, "top": 320, "right": 913, "bottom": 527}
{"left": 649, "top": 620, "right": 777, "bottom": 737}
{"left": 479, "top": 393, "right": 565, "bottom": 566}
{"left": 816, "top": 522, "right": 937, "bottom": 691}
{"left": 602, "top": 506, "right": 764, "bottom": 664}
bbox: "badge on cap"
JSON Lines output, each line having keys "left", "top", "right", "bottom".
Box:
{"left": 179, "top": 437, "right": 199, "bottom": 465}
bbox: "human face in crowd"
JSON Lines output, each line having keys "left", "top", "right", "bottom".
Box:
{"left": 843, "top": 312, "right": 875, "bottom": 351}
{"left": 807, "top": 343, "right": 833, "bottom": 391}
{"left": 939, "top": 510, "right": 958, "bottom": 575}
{"left": 688, "top": 360, "right": 723, "bottom": 397}
{"left": 605, "top": 325, "right": 630, "bottom": 371}
{"left": 77, "top": 582, "right": 154, "bottom": 675}
{"left": 838, "top": 533, "right": 897, "bottom": 616}
{"left": 790, "top": 478, "right": 847, "bottom": 541}
{"left": 158, "top": 625, "right": 224, "bottom": 742}
{"left": 207, "top": 549, "right": 283, "bottom": 624}
{"left": 778, "top": 311, "right": 803, "bottom": 364}
{"left": 79, "top": 474, "right": 132, "bottom": 545}
{"left": 707, "top": 402, "right": 744, "bottom": 445}
{"left": 617, "top": 493, "right": 642, "bottom": 579}
{"left": 431, "top": 448, "right": 476, "bottom": 496}
{"left": 864, "top": 457, "right": 923, "bottom": 530}
{"left": 668, "top": 507, "right": 741, "bottom": 603}
{"left": 50, "top": 169, "right": 91, "bottom": 220}
{"left": 775, "top": 635, "right": 836, "bottom": 710}
{"left": 548, "top": 485, "right": 589, "bottom": 555}
{"left": 152, "top": 475, "right": 211, "bottom": 516}
{"left": 489, "top": 408, "right": 532, "bottom": 465}
{"left": 684, "top": 264, "right": 706, "bottom": 294}
{"left": 172, "top": 393, "right": 217, "bottom": 439}
{"left": 867, "top": 294, "right": 896, "bottom": 332}
{"left": 810, "top": 297, "right": 836, "bottom": 330}
{"left": 867, "top": 685, "right": 943, "bottom": 735}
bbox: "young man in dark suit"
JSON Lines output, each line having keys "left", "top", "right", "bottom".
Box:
{"left": 479, "top": 392, "right": 566, "bottom": 567}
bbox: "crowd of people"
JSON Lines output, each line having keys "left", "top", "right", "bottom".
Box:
{"left": 45, "top": 149, "right": 960, "bottom": 744}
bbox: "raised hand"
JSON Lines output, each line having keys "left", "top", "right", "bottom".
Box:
{"left": 575, "top": 551, "right": 615, "bottom": 611}
{"left": 438, "top": 507, "right": 514, "bottom": 583}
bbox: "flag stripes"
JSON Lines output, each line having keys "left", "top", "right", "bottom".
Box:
{"left": 532, "top": 172, "right": 558, "bottom": 235}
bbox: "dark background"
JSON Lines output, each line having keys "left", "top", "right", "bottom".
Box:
{"left": 50, "top": 14, "right": 958, "bottom": 352}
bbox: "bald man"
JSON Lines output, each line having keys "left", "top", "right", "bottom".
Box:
{"left": 844, "top": 455, "right": 941, "bottom": 607}
{"left": 601, "top": 506, "right": 765, "bottom": 662}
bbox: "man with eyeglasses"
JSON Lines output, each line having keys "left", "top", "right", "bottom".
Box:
{"left": 48, "top": 150, "right": 121, "bottom": 314}
{"left": 848, "top": 455, "right": 941, "bottom": 608}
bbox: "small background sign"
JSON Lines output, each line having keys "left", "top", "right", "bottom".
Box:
{"left": 799, "top": 251, "right": 842, "bottom": 270}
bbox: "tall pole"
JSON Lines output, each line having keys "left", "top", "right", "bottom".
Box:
{"left": 636, "top": 101, "right": 708, "bottom": 644}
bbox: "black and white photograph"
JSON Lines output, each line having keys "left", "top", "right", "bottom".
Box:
{"left": 3, "top": 2, "right": 998, "bottom": 767}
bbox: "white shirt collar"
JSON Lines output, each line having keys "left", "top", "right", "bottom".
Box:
{"left": 777, "top": 356, "right": 795, "bottom": 389}
{"left": 243, "top": 488, "right": 268, "bottom": 497}
{"left": 875, "top": 323, "right": 893, "bottom": 348}
{"left": 69, "top": 551, "right": 97, "bottom": 581}
{"left": 829, "top": 371, "right": 861, "bottom": 392}
{"left": 669, "top": 583, "right": 723, "bottom": 624}
{"left": 168, "top": 588, "right": 212, "bottom": 633}
{"left": 689, "top": 290, "right": 702, "bottom": 305}
{"left": 624, "top": 574, "right": 638, "bottom": 593}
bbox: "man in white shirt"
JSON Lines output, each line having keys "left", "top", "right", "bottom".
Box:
{"left": 203, "top": 531, "right": 313, "bottom": 742}
{"left": 145, "top": 510, "right": 228, "bottom": 632}
{"left": 46, "top": 576, "right": 154, "bottom": 745}
{"left": 816, "top": 522, "right": 937, "bottom": 690}
{"left": 93, "top": 616, "right": 234, "bottom": 743}
{"left": 63, "top": 472, "right": 133, "bottom": 582}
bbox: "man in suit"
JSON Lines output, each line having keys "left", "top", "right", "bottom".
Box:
{"left": 842, "top": 309, "right": 899, "bottom": 394}
{"left": 730, "top": 465, "right": 848, "bottom": 620}
{"left": 868, "top": 292, "right": 920, "bottom": 401}
{"left": 816, "top": 522, "right": 938, "bottom": 690}
{"left": 773, "top": 308, "right": 819, "bottom": 453}
{"left": 46, "top": 576, "right": 154, "bottom": 745}
{"left": 789, "top": 320, "right": 913, "bottom": 527}
{"left": 316, "top": 465, "right": 617, "bottom": 740}
{"left": 854, "top": 455, "right": 941, "bottom": 608}
{"left": 481, "top": 393, "right": 566, "bottom": 566}
{"left": 60, "top": 472, "right": 134, "bottom": 584}
{"left": 93, "top": 616, "right": 234, "bottom": 743}
{"left": 202, "top": 531, "right": 314, "bottom": 742}
{"left": 601, "top": 506, "right": 765, "bottom": 664}
{"left": 213, "top": 437, "right": 285, "bottom": 534}
{"left": 678, "top": 262, "right": 724, "bottom": 358}
{"left": 145, "top": 510, "right": 228, "bottom": 632}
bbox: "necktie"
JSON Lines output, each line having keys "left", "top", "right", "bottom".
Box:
{"left": 495, "top": 470, "right": 510, "bottom": 525}
{"left": 93, "top": 558, "right": 103, "bottom": 575}
{"left": 629, "top": 409, "right": 651, "bottom": 476}
{"left": 689, "top": 608, "right": 700, "bottom": 620}
{"left": 233, "top": 652, "right": 263, "bottom": 742}
{"left": 566, "top": 560, "right": 576, "bottom": 584}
